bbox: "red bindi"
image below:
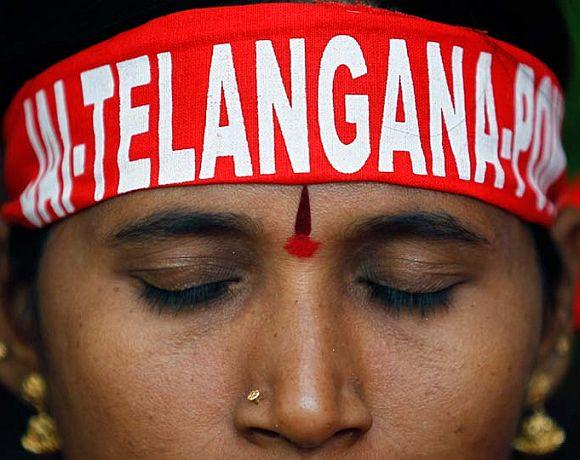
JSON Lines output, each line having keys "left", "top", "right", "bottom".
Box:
{"left": 284, "top": 186, "right": 321, "bottom": 259}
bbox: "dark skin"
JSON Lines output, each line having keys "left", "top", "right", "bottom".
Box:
{"left": 0, "top": 183, "right": 574, "bottom": 458}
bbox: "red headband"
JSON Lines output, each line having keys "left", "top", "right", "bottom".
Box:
{"left": 1, "top": 2, "right": 566, "bottom": 228}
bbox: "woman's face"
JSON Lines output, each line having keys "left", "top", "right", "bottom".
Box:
{"left": 34, "top": 183, "right": 544, "bottom": 458}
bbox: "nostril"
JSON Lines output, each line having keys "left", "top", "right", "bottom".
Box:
{"left": 335, "top": 428, "right": 363, "bottom": 444}
{"left": 246, "top": 426, "right": 360, "bottom": 448}
{"left": 250, "top": 428, "right": 281, "bottom": 440}
{"left": 278, "top": 428, "right": 364, "bottom": 450}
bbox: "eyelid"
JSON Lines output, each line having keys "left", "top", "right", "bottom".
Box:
{"left": 125, "top": 255, "right": 249, "bottom": 313}
{"left": 360, "top": 279, "right": 458, "bottom": 295}
{"left": 136, "top": 274, "right": 242, "bottom": 291}
{"left": 139, "top": 278, "right": 238, "bottom": 313}
{"left": 133, "top": 269, "right": 242, "bottom": 292}
{"left": 357, "top": 275, "right": 459, "bottom": 318}
{"left": 351, "top": 239, "right": 485, "bottom": 281}
{"left": 125, "top": 254, "right": 246, "bottom": 273}
{"left": 116, "top": 245, "right": 258, "bottom": 280}
{"left": 358, "top": 262, "right": 466, "bottom": 292}
{"left": 128, "top": 261, "right": 244, "bottom": 291}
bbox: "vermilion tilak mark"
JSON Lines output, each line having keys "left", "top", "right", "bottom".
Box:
{"left": 284, "top": 186, "right": 321, "bottom": 258}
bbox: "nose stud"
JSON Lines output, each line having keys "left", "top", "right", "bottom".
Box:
{"left": 247, "top": 389, "right": 261, "bottom": 405}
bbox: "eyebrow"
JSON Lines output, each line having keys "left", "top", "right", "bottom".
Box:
{"left": 106, "top": 210, "right": 259, "bottom": 245}
{"left": 349, "top": 211, "right": 490, "bottom": 246}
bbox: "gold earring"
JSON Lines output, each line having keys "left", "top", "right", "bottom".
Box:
{"left": 21, "top": 372, "right": 60, "bottom": 455}
{"left": 556, "top": 335, "right": 571, "bottom": 356}
{"left": 513, "top": 373, "right": 565, "bottom": 456}
{"left": 0, "top": 341, "right": 8, "bottom": 361}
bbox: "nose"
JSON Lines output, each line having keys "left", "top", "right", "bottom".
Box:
{"left": 265, "top": 377, "right": 373, "bottom": 449}
{"left": 234, "top": 280, "right": 372, "bottom": 450}
{"left": 234, "top": 345, "right": 373, "bottom": 450}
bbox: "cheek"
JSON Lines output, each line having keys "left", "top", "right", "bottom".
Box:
{"left": 356, "top": 274, "right": 542, "bottom": 457}
{"left": 38, "top": 266, "right": 247, "bottom": 458}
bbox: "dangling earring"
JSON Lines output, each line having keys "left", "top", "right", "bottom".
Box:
{"left": 0, "top": 340, "right": 8, "bottom": 361}
{"left": 21, "top": 372, "right": 60, "bottom": 455}
{"left": 512, "top": 372, "right": 566, "bottom": 456}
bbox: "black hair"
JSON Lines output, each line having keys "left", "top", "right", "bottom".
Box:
{"left": 529, "top": 224, "right": 564, "bottom": 318}
{"left": 0, "top": 0, "right": 571, "bottom": 113}
{"left": 0, "top": 0, "right": 570, "bottom": 331}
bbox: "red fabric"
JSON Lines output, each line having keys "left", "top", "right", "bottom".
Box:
{"left": 559, "top": 177, "right": 580, "bottom": 209}
{"left": 1, "top": 2, "right": 566, "bottom": 228}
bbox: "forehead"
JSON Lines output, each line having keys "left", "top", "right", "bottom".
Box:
{"left": 59, "top": 183, "right": 525, "bottom": 248}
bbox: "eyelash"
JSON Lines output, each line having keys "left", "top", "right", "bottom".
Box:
{"left": 362, "top": 280, "right": 453, "bottom": 317}
{"left": 140, "top": 280, "right": 237, "bottom": 313}
{"left": 139, "top": 278, "right": 453, "bottom": 317}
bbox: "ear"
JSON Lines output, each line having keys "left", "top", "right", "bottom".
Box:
{"left": 553, "top": 207, "right": 580, "bottom": 272}
{"left": 0, "top": 218, "right": 40, "bottom": 398}
{"left": 526, "top": 209, "right": 580, "bottom": 406}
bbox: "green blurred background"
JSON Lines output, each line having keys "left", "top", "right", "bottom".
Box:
{"left": 562, "top": 0, "right": 580, "bottom": 172}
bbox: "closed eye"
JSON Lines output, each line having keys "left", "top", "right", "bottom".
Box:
{"left": 139, "top": 278, "right": 240, "bottom": 313}
{"left": 360, "top": 279, "right": 454, "bottom": 317}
